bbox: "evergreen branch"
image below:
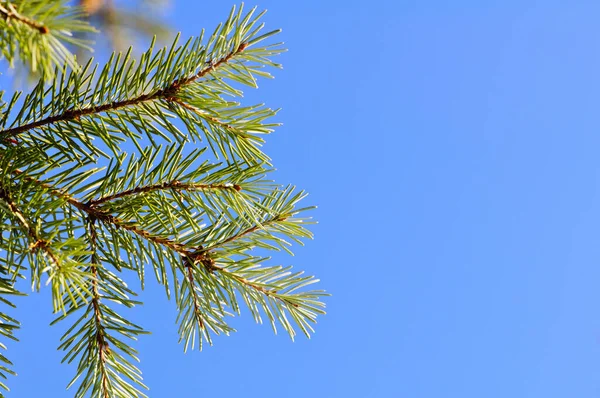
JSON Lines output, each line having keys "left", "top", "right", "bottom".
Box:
{"left": 88, "top": 180, "right": 242, "bottom": 207}
{"left": 210, "top": 259, "right": 326, "bottom": 340}
{"left": 87, "top": 219, "right": 112, "bottom": 397}
{"left": 0, "top": 183, "right": 92, "bottom": 314}
{"left": 8, "top": 160, "right": 264, "bottom": 263}
{"left": 0, "top": 42, "right": 249, "bottom": 140}
{"left": 0, "top": 2, "right": 49, "bottom": 34}
{"left": 8, "top": 166, "right": 197, "bottom": 258}
{"left": 0, "top": 0, "right": 95, "bottom": 78}
{"left": 175, "top": 255, "right": 234, "bottom": 351}
{"left": 185, "top": 261, "right": 205, "bottom": 333}
{"left": 0, "top": 183, "right": 95, "bottom": 315}
{"left": 0, "top": 4, "right": 326, "bottom": 395}
{"left": 168, "top": 97, "right": 252, "bottom": 142}
{"left": 0, "top": 6, "right": 283, "bottom": 163}
{"left": 172, "top": 41, "right": 249, "bottom": 89}
{"left": 187, "top": 218, "right": 315, "bottom": 317}
{"left": 0, "top": 273, "right": 22, "bottom": 393}
{"left": 7, "top": 167, "right": 318, "bottom": 318}
{"left": 208, "top": 214, "right": 286, "bottom": 250}
{"left": 56, "top": 219, "right": 147, "bottom": 398}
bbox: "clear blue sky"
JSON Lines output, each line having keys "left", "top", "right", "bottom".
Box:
{"left": 6, "top": 0, "right": 600, "bottom": 397}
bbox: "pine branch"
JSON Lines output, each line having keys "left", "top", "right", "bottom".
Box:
{"left": 0, "top": 2, "right": 49, "bottom": 34}
{"left": 9, "top": 167, "right": 83, "bottom": 209}
{"left": 0, "top": 5, "right": 326, "bottom": 394}
{"left": 87, "top": 219, "right": 112, "bottom": 397}
{"left": 88, "top": 180, "right": 242, "bottom": 207}
{"left": 176, "top": 255, "right": 234, "bottom": 351}
{"left": 183, "top": 260, "right": 207, "bottom": 340}
{"left": 7, "top": 142, "right": 325, "bottom": 346}
{"left": 56, "top": 219, "right": 147, "bottom": 398}
{"left": 168, "top": 97, "right": 253, "bottom": 143}
{"left": 7, "top": 152, "right": 263, "bottom": 262}
{"left": 0, "top": 272, "right": 22, "bottom": 394}
{"left": 208, "top": 213, "right": 287, "bottom": 250}
{"left": 0, "top": 175, "right": 92, "bottom": 312}
{"left": 0, "top": 6, "right": 283, "bottom": 164}
{"left": 8, "top": 165, "right": 198, "bottom": 258}
{"left": 0, "top": 41, "right": 248, "bottom": 139}
{"left": 0, "top": 0, "right": 95, "bottom": 78}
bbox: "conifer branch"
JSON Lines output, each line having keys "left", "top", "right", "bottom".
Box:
{"left": 184, "top": 261, "right": 206, "bottom": 332}
{"left": 0, "top": 273, "right": 21, "bottom": 392}
{"left": 10, "top": 163, "right": 318, "bottom": 320}
{"left": 88, "top": 180, "right": 242, "bottom": 207}
{"left": 0, "top": 2, "right": 49, "bottom": 34}
{"left": 57, "top": 218, "right": 147, "bottom": 397}
{"left": 175, "top": 41, "right": 249, "bottom": 88}
{"left": 87, "top": 219, "right": 112, "bottom": 398}
{"left": 8, "top": 167, "right": 192, "bottom": 262}
{"left": 208, "top": 214, "right": 287, "bottom": 250}
{"left": 0, "top": 0, "right": 94, "bottom": 79}
{"left": 0, "top": 42, "right": 249, "bottom": 140}
{"left": 10, "top": 167, "right": 196, "bottom": 256}
{"left": 0, "top": 5, "right": 326, "bottom": 393}
{"left": 169, "top": 97, "right": 250, "bottom": 139}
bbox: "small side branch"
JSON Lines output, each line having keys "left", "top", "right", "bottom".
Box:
{"left": 208, "top": 214, "right": 287, "bottom": 249}
{"left": 89, "top": 180, "right": 242, "bottom": 206}
{"left": 10, "top": 168, "right": 196, "bottom": 256}
{"left": 87, "top": 218, "right": 111, "bottom": 397}
{"left": 0, "top": 2, "right": 49, "bottom": 34}
{"left": 0, "top": 186, "right": 59, "bottom": 267}
{"left": 168, "top": 98, "right": 251, "bottom": 138}
{"left": 183, "top": 259, "right": 205, "bottom": 331}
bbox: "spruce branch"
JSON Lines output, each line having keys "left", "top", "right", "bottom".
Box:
{"left": 8, "top": 165, "right": 197, "bottom": 258}
{"left": 0, "top": 183, "right": 92, "bottom": 313}
{"left": 87, "top": 219, "right": 112, "bottom": 397}
{"left": 56, "top": 219, "right": 147, "bottom": 398}
{"left": 0, "top": 6, "right": 283, "bottom": 164}
{"left": 208, "top": 213, "right": 287, "bottom": 250}
{"left": 0, "top": 45, "right": 245, "bottom": 139}
{"left": 0, "top": 269, "right": 22, "bottom": 394}
{"left": 0, "top": 4, "right": 327, "bottom": 395}
{"left": 183, "top": 258, "right": 208, "bottom": 340}
{"left": 0, "top": 2, "right": 49, "bottom": 34}
{"left": 0, "top": 36, "right": 254, "bottom": 150}
{"left": 0, "top": 0, "right": 95, "bottom": 78}
{"left": 88, "top": 180, "right": 242, "bottom": 207}
{"left": 9, "top": 167, "right": 83, "bottom": 210}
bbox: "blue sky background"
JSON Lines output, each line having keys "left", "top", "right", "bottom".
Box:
{"left": 5, "top": 0, "right": 600, "bottom": 397}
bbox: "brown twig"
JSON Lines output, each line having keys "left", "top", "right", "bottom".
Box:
{"left": 0, "top": 3, "right": 49, "bottom": 34}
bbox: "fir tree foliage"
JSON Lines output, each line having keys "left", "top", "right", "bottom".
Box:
{"left": 0, "top": 0, "right": 95, "bottom": 78}
{"left": 0, "top": 2, "right": 326, "bottom": 397}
